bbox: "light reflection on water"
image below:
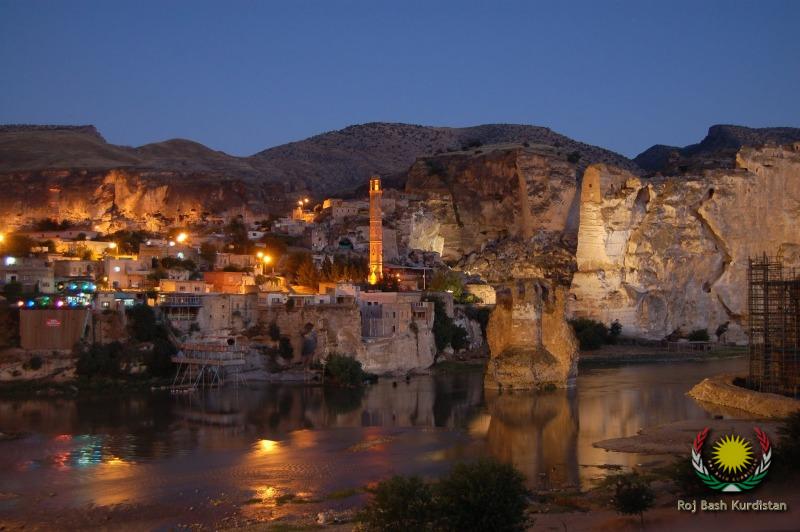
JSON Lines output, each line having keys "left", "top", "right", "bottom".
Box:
{"left": 0, "top": 357, "right": 747, "bottom": 525}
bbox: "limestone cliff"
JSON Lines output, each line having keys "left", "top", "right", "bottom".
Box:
{"left": 569, "top": 143, "right": 800, "bottom": 342}
{"left": 404, "top": 145, "right": 592, "bottom": 267}
{"left": 0, "top": 168, "right": 287, "bottom": 232}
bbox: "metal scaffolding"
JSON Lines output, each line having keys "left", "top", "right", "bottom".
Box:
{"left": 747, "top": 255, "right": 800, "bottom": 397}
{"left": 171, "top": 341, "right": 247, "bottom": 392}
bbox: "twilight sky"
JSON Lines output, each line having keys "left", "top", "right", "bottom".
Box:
{"left": 1, "top": 0, "right": 798, "bottom": 158}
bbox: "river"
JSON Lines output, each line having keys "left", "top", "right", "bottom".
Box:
{"left": 0, "top": 357, "right": 747, "bottom": 529}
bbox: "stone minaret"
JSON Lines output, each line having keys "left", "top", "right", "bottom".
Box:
{"left": 368, "top": 176, "right": 383, "bottom": 285}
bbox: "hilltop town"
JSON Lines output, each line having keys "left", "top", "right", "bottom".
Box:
{"left": 0, "top": 172, "right": 491, "bottom": 385}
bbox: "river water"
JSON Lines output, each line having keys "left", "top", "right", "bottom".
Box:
{"left": 0, "top": 357, "right": 747, "bottom": 529}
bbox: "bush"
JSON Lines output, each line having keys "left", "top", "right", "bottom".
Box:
{"left": 435, "top": 459, "right": 529, "bottom": 532}
{"left": 127, "top": 304, "right": 160, "bottom": 342}
{"left": 268, "top": 322, "right": 281, "bottom": 342}
{"left": 27, "top": 355, "right": 43, "bottom": 371}
{"left": 359, "top": 476, "right": 435, "bottom": 532}
{"left": 663, "top": 458, "right": 705, "bottom": 497}
{"left": 76, "top": 342, "right": 127, "bottom": 378}
{"left": 609, "top": 320, "right": 622, "bottom": 343}
{"left": 145, "top": 337, "right": 176, "bottom": 377}
{"left": 612, "top": 473, "right": 654, "bottom": 526}
{"left": 278, "top": 336, "right": 293, "bottom": 360}
{"left": 325, "top": 353, "right": 365, "bottom": 387}
{"left": 687, "top": 328, "right": 710, "bottom": 341}
{"left": 451, "top": 326, "right": 469, "bottom": 351}
{"left": 358, "top": 460, "right": 528, "bottom": 532}
{"left": 429, "top": 269, "right": 464, "bottom": 299}
{"left": 569, "top": 318, "right": 608, "bottom": 350}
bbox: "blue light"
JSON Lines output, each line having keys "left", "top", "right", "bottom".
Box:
{"left": 26, "top": 300, "right": 35, "bottom": 308}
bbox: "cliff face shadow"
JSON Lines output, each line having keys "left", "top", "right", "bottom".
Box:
{"left": 484, "top": 387, "right": 580, "bottom": 489}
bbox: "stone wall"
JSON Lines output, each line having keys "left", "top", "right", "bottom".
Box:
{"left": 257, "top": 303, "right": 435, "bottom": 374}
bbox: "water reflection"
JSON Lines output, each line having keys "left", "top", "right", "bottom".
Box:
{"left": 484, "top": 388, "right": 580, "bottom": 489}
{"left": 0, "top": 358, "right": 748, "bottom": 526}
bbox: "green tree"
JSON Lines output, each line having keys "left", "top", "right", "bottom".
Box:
{"left": 359, "top": 476, "right": 435, "bottom": 532}
{"left": 4, "top": 234, "right": 36, "bottom": 256}
{"left": 429, "top": 269, "right": 464, "bottom": 299}
{"left": 127, "top": 304, "right": 160, "bottom": 342}
{"left": 324, "top": 353, "right": 366, "bottom": 387}
{"left": 224, "top": 217, "right": 250, "bottom": 253}
{"left": 569, "top": 318, "right": 609, "bottom": 350}
{"left": 435, "top": 460, "right": 529, "bottom": 532}
{"left": 0, "top": 305, "right": 20, "bottom": 347}
{"left": 612, "top": 473, "right": 655, "bottom": 527}
{"left": 2, "top": 281, "right": 23, "bottom": 302}
{"left": 687, "top": 328, "right": 710, "bottom": 341}
{"left": 200, "top": 242, "right": 218, "bottom": 266}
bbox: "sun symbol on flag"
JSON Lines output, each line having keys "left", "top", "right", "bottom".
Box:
{"left": 711, "top": 434, "right": 754, "bottom": 475}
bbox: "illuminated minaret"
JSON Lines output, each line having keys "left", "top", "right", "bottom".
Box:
{"left": 368, "top": 176, "right": 383, "bottom": 285}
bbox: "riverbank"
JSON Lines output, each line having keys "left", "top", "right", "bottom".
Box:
{"left": 688, "top": 373, "right": 800, "bottom": 418}
{"left": 579, "top": 344, "right": 747, "bottom": 366}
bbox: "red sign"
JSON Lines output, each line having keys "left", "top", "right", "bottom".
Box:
{"left": 46, "top": 319, "right": 61, "bottom": 327}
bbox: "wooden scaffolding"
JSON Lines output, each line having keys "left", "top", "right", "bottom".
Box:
{"left": 747, "top": 255, "right": 800, "bottom": 397}
{"left": 171, "top": 341, "right": 247, "bottom": 392}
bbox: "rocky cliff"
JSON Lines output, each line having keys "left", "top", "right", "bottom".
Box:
{"left": 569, "top": 142, "right": 800, "bottom": 342}
{"left": 0, "top": 123, "right": 636, "bottom": 229}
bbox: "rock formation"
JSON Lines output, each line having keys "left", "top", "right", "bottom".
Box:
{"left": 485, "top": 280, "right": 578, "bottom": 389}
{"left": 569, "top": 142, "right": 800, "bottom": 342}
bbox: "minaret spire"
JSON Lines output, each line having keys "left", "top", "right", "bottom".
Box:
{"left": 368, "top": 176, "right": 383, "bottom": 285}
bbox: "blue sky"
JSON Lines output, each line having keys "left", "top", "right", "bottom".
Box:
{"left": 1, "top": 0, "right": 798, "bottom": 157}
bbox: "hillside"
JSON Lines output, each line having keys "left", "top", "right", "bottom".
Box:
{"left": 253, "top": 122, "right": 640, "bottom": 195}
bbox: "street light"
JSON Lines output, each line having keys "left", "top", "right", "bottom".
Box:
{"left": 256, "top": 251, "right": 264, "bottom": 259}
{"left": 176, "top": 232, "right": 188, "bottom": 243}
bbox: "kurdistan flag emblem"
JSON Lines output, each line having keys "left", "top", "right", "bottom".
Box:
{"left": 691, "top": 427, "right": 771, "bottom": 492}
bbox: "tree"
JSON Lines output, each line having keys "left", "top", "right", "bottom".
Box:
{"left": 320, "top": 256, "right": 334, "bottom": 281}
{"left": 435, "top": 460, "right": 528, "bottom": 532}
{"left": 429, "top": 297, "right": 452, "bottom": 351}
{"left": 127, "top": 304, "right": 160, "bottom": 342}
{"left": 358, "top": 476, "right": 435, "bottom": 532}
{"left": 4, "top": 234, "right": 36, "bottom": 256}
{"left": 2, "top": 281, "right": 23, "bottom": 303}
{"left": 687, "top": 328, "right": 710, "bottom": 342}
{"left": 429, "top": 269, "right": 465, "bottom": 300}
{"left": 268, "top": 322, "right": 281, "bottom": 342}
{"left": 104, "top": 230, "right": 152, "bottom": 255}
{"left": 297, "top": 258, "right": 319, "bottom": 288}
{"left": 0, "top": 305, "right": 20, "bottom": 347}
{"left": 612, "top": 473, "right": 655, "bottom": 527}
{"left": 224, "top": 217, "right": 250, "bottom": 253}
{"left": 569, "top": 318, "right": 609, "bottom": 350}
{"left": 609, "top": 320, "right": 623, "bottom": 344}
{"left": 200, "top": 242, "right": 218, "bottom": 266}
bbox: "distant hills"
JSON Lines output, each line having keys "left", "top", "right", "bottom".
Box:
{"left": 0, "top": 122, "right": 637, "bottom": 196}
{"left": 633, "top": 124, "right": 800, "bottom": 174}
{"left": 1, "top": 122, "right": 798, "bottom": 197}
